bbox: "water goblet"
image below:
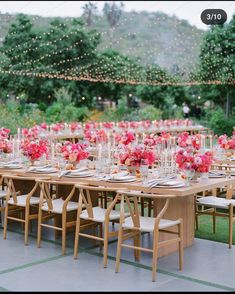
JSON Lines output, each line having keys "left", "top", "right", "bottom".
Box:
{"left": 140, "top": 159, "right": 149, "bottom": 185}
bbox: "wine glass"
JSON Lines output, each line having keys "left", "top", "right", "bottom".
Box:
{"left": 140, "top": 159, "right": 149, "bottom": 185}
{"left": 184, "top": 168, "right": 195, "bottom": 187}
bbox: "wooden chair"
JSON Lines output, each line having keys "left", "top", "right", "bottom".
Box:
{"left": 115, "top": 190, "right": 183, "bottom": 282}
{"left": 195, "top": 184, "right": 235, "bottom": 248}
{"left": 3, "top": 174, "right": 41, "bottom": 245}
{"left": 36, "top": 179, "right": 79, "bottom": 255}
{"left": 0, "top": 176, "right": 8, "bottom": 224}
{"left": 74, "top": 184, "right": 130, "bottom": 268}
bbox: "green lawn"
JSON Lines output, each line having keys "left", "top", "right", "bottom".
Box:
{"left": 195, "top": 215, "right": 235, "bottom": 245}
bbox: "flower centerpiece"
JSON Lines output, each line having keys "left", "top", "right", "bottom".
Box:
{"left": 143, "top": 134, "right": 157, "bottom": 147}
{"left": 176, "top": 148, "right": 213, "bottom": 182}
{"left": 118, "top": 131, "right": 136, "bottom": 146}
{"left": 119, "top": 145, "right": 155, "bottom": 175}
{"left": 20, "top": 139, "right": 48, "bottom": 165}
{"left": 177, "top": 132, "right": 201, "bottom": 150}
{"left": 218, "top": 133, "right": 235, "bottom": 157}
{"left": 0, "top": 139, "right": 13, "bottom": 154}
{"left": 60, "top": 142, "right": 89, "bottom": 169}
{"left": 0, "top": 128, "right": 11, "bottom": 139}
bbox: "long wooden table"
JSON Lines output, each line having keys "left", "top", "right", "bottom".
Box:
{"left": 1, "top": 167, "right": 234, "bottom": 257}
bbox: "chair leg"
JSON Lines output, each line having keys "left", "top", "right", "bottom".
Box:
{"left": 152, "top": 230, "right": 159, "bottom": 282}
{"left": 3, "top": 203, "right": 8, "bottom": 239}
{"left": 54, "top": 215, "right": 59, "bottom": 240}
{"left": 115, "top": 226, "right": 123, "bottom": 273}
{"left": 24, "top": 206, "right": 30, "bottom": 245}
{"left": 62, "top": 213, "right": 66, "bottom": 255}
{"left": 103, "top": 219, "right": 109, "bottom": 268}
{"left": 195, "top": 212, "right": 199, "bottom": 230}
{"left": 37, "top": 208, "right": 43, "bottom": 248}
{"left": 178, "top": 221, "right": 183, "bottom": 270}
{"left": 213, "top": 208, "right": 216, "bottom": 234}
{"left": 99, "top": 223, "right": 103, "bottom": 252}
{"left": 141, "top": 198, "right": 145, "bottom": 216}
{"left": 229, "top": 205, "right": 233, "bottom": 249}
{"left": 148, "top": 199, "right": 152, "bottom": 217}
{"left": 133, "top": 231, "right": 141, "bottom": 262}
{"left": 74, "top": 217, "right": 81, "bottom": 259}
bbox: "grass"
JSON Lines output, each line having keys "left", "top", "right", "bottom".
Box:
{"left": 195, "top": 214, "right": 235, "bottom": 245}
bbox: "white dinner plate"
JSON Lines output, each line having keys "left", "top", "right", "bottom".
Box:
{"left": 0, "top": 164, "right": 22, "bottom": 169}
{"left": 106, "top": 176, "right": 136, "bottom": 183}
{"left": 64, "top": 172, "right": 93, "bottom": 178}
{"left": 30, "top": 168, "right": 58, "bottom": 173}
{"left": 151, "top": 180, "right": 185, "bottom": 188}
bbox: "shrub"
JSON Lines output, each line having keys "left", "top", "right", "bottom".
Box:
{"left": 206, "top": 107, "right": 235, "bottom": 136}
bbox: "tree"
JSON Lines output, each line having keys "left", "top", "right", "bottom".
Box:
{"left": 0, "top": 14, "right": 101, "bottom": 105}
{"left": 82, "top": 1, "right": 98, "bottom": 27}
{"left": 196, "top": 15, "right": 235, "bottom": 117}
{"left": 103, "top": 1, "right": 124, "bottom": 28}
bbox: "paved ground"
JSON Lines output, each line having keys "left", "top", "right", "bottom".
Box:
{"left": 0, "top": 223, "right": 234, "bottom": 292}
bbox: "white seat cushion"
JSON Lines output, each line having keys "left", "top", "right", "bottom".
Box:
{"left": 8, "top": 195, "right": 40, "bottom": 207}
{"left": 42, "top": 198, "right": 78, "bottom": 214}
{"left": 0, "top": 189, "right": 7, "bottom": 199}
{"left": 79, "top": 206, "right": 130, "bottom": 223}
{"left": 197, "top": 196, "right": 235, "bottom": 209}
{"left": 123, "top": 216, "right": 181, "bottom": 232}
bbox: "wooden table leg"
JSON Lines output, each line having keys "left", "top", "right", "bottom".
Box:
{"left": 154, "top": 195, "right": 194, "bottom": 257}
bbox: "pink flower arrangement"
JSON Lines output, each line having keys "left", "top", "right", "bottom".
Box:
{"left": 40, "top": 122, "right": 48, "bottom": 130}
{"left": 129, "top": 121, "right": 139, "bottom": 129}
{"left": 177, "top": 132, "right": 201, "bottom": 150}
{"left": 142, "top": 120, "right": 151, "bottom": 129}
{"left": 0, "top": 139, "right": 13, "bottom": 153}
{"left": 119, "top": 145, "right": 155, "bottom": 167}
{"left": 52, "top": 123, "right": 64, "bottom": 133}
{"left": 70, "top": 122, "right": 81, "bottom": 133}
{"left": 84, "top": 129, "right": 107, "bottom": 144}
{"left": 61, "top": 142, "right": 89, "bottom": 163}
{"left": 21, "top": 139, "right": 48, "bottom": 161}
{"left": 155, "top": 132, "right": 172, "bottom": 144}
{"left": 22, "top": 126, "right": 39, "bottom": 140}
{"left": 0, "top": 128, "right": 10, "bottom": 139}
{"left": 103, "top": 122, "right": 114, "bottom": 129}
{"left": 176, "top": 148, "right": 213, "bottom": 173}
{"left": 117, "top": 121, "right": 129, "bottom": 129}
{"left": 120, "top": 131, "right": 136, "bottom": 146}
{"left": 218, "top": 133, "right": 235, "bottom": 150}
{"left": 144, "top": 134, "right": 157, "bottom": 147}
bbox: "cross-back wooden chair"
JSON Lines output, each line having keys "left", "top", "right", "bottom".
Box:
{"left": 0, "top": 175, "right": 8, "bottom": 223}
{"left": 115, "top": 190, "right": 183, "bottom": 282}
{"left": 74, "top": 184, "right": 130, "bottom": 268}
{"left": 3, "top": 174, "right": 41, "bottom": 245}
{"left": 36, "top": 178, "right": 79, "bottom": 255}
{"left": 195, "top": 184, "right": 235, "bottom": 248}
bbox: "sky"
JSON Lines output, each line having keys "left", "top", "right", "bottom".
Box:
{"left": 0, "top": 1, "right": 234, "bottom": 30}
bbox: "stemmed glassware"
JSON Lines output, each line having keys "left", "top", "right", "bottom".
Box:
{"left": 140, "top": 159, "right": 149, "bottom": 185}
{"left": 184, "top": 168, "right": 195, "bottom": 187}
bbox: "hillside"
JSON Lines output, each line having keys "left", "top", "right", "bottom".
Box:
{"left": 0, "top": 10, "right": 204, "bottom": 77}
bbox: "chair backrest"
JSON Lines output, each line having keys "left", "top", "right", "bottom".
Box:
{"left": 116, "top": 189, "right": 176, "bottom": 230}
{"left": 75, "top": 184, "right": 118, "bottom": 219}
{"left": 36, "top": 178, "right": 76, "bottom": 213}
{"left": 3, "top": 174, "right": 39, "bottom": 205}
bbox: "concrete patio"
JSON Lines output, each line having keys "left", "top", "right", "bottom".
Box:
{"left": 0, "top": 223, "right": 234, "bottom": 292}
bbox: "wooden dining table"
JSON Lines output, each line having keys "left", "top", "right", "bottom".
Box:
{"left": 0, "top": 166, "right": 234, "bottom": 257}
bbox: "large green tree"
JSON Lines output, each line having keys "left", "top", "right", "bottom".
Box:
{"left": 196, "top": 15, "right": 235, "bottom": 117}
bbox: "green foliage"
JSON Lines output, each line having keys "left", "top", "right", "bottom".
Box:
{"left": 45, "top": 87, "right": 89, "bottom": 122}
{"left": 197, "top": 15, "right": 235, "bottom": 116}
{"left": 125, "top": 105, "right": 162, "bottom": 121}
{"left": 205, "top": 107, "right": 235, "bottom": 136}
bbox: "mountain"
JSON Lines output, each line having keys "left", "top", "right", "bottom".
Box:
{"left": 0, "top": 10, "right": 204, "bottom": 76}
